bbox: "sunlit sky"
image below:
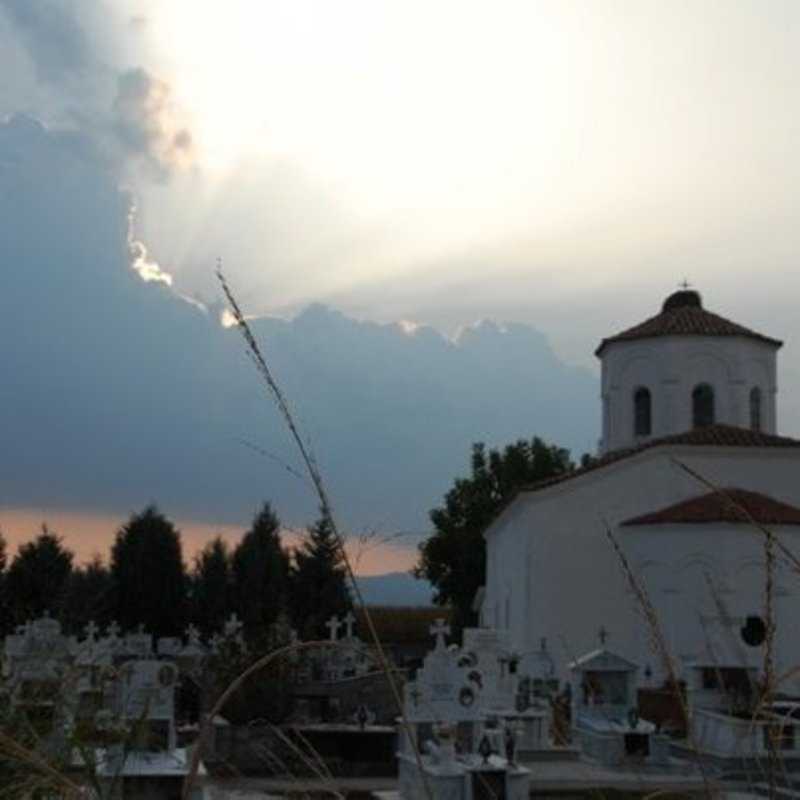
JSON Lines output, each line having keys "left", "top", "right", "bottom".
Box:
{"left": 2, "top": 0, "right": 800, "bottom": 570}
{"left": 125, "top": 0, "right": 800, "bottom": 347}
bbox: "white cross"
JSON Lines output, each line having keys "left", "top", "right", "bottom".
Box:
{"left": 343, "top": 611, "right": 356, "bottom": 639}
{"left": 430, "top": 618, "right": 451, "bottom": 650}
{"left": 186, "top": 624, "right": 201, "bottom": 646}
{"left": 84, "top": 621, "right": 99, "bottom": 641}
{"left": 209, "top": 633, "right": 222, "bottom": 654}
{"left": 326, "top": 615, "right": 342, "bottom": 642}
{"left": 107, "top": 621, "right": 121, "bottom": 639}
{"left": 224, "top": 613, "right": 243, "bottom": 638}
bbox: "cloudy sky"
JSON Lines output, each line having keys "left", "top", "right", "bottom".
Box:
{"left": 2, "top": 1, "right": 800, "bottom": 570}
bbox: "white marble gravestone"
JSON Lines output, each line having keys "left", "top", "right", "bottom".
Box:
{"left": 569, "top": 645, "right": 666, "bottom": 765}
{"left": 397, "top": 620, "right": 531, "bottom": 800}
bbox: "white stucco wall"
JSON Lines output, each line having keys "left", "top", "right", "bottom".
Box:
{"left": 599, "top": 336, "right": 778, "bottom": 454}
{"left": 483, "top": 445, "right": 800, "bottom": 692}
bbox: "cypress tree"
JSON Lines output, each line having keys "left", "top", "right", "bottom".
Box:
{"left": 290, "top": 508, "right": 351, "bottom": 639}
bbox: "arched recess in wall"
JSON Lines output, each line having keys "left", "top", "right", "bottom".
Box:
{"left": 671, "top": 554, "right": 721, "bottom": 659}
{"left": 692, "top": 383, "right": 715, "bottom": 428}
{"left": 633, "top": 387, "right": 652, "bottom": 436}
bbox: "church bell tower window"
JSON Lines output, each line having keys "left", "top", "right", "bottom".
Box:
{"left": 692, "top": 383, "right": 715, "bottom": 428}
{"left": 633, "top": 387, "right": 652, "bottom": 437}
{"left": 750, "top": 387, "right": 762, "bottom": 431}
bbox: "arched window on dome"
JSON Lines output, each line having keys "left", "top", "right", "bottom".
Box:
{"left": 633, "top": 387, "right": 652, "bottom": 437}
{"left": 692, "top": 383, "right": 715, "bottom": 428}
{"left": 750, "top": 387, "right": 762, "bottom": 432}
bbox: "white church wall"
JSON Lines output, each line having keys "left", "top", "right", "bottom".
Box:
{"left": 600, "top": 337, "right": 777, "bottom": 454}
{"left": 624, "top": 524, "right": 800, "bottom": 690}
{"left": 483, "top": 445, "right": 800, "bottom": 689}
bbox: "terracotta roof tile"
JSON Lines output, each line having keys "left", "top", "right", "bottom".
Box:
{"left": 595, "top": 291, "right": 781, "bottom": 356}
{"left": 621, "top": 488, "right": 800, "bottom": 527}
{"left": 522, "top": 424, "right": 800, "bottom": 495}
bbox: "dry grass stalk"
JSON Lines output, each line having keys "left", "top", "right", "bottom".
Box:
{"left": 213, "top": 266, "right": 435, "bottom": 799}
{"left": 671, "top": 458, "right": 786, "bottom": 795}
{"left": 183, "top": 636, "right": 404, "bottom": 798}
{"left": 269, "top": 723, "right": 344, "bottom": 798}
{"left": 603, "top": 520, "right": 715, "bottom": 799}
{"left": 0, "top": 727, "right": 86, "bottom": 799}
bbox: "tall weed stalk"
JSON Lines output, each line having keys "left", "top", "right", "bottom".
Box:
{"left": 184, "top": 268, "right": 435, "bottom": 799}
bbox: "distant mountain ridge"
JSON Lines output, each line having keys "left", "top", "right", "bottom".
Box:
{"left": 355, "top": 572, "right": 435, "bottom": 607}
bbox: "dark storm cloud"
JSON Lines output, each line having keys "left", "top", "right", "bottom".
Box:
{"left": 0, "top": 115, "right": 597, "bottom": 535}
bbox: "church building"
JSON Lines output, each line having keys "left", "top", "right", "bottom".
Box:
{"left": 481, "top": 288, "right": 800, "bottom": 690}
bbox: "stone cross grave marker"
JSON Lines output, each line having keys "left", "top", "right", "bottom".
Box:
{"left": 326, "top": 615, "right": 342, "bottom": 642}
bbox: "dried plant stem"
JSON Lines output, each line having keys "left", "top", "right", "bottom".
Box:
{"left": 0, "top": 729, "right": 85, "bottom": 798}
{"left": 215, "top": 267, "right": 435, "bottom": 799}
{"left": 671, "top": 458, "right": 800, "bottom": 572}
{"left": 269, "top": 724, "right": 343, "bottom": 798}
{"left": 183, "top": 638, "right": 401, "bottom": 799}
{"left": 671, "top": 458, "right": 782, "bottom": 794}
{"left": 603, "top": 520, "right": 715, "bottom": 798}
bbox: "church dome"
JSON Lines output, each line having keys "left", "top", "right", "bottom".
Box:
{"left": 661, "top": 289, "right": 702, "bottom": 312}
{"left": 595, "top": 288, "right": 781, "bottom": 356}
{"left": 596, "top": 287, "right": 781, "bottom": 455}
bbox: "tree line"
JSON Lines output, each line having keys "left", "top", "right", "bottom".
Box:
{"left": 0, "top": 502, "right": 351, "bottom": 643}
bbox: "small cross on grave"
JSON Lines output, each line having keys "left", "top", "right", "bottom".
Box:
{"left": 84, "top": 620, "right": 99, "bottom": 642}
{"left": 224, "top": 613, "right": 243, "bottom": 639}
{"left": 326, "top": 615, "right": 342, "bottom": 642}
{"left": 185, "top": 624, "right": 201, "bottom": 647}
{"left": 430, "top": 618, "right": 451, "bottom": 651}
{"left": 598, "top": 626, "right": 609, "bottom": 646}
{"left": 106, "top": 621, "right": 121, "bottom": 639}
{"left": 343, "top": 611, "right": 356, "bottom": 640}
{"left": 209, "top": 633, "right": 222, "bottom": 654}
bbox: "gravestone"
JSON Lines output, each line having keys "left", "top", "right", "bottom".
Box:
{"left": 396, "top": 622, "right": 531, "bottom": 799}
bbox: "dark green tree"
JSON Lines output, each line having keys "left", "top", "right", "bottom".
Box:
{"left": 231, "top": 503, "right": 290, "bottom": 639}
{"left": 5, "top": 526, "right": 74, "bottom": 625}
{"left": 61, "top": 555, "right": 112, "bottom": 635}
{"left": 290, "top": 509, "right": 351, "bottom": 639}
{"left": 0, "top": 530, "right": 8, "bottom": 634}
{"left": 110, "top": 506, "right": 187, "bottom": 636}
{"left": 416, "top": 437, "right": 573, "bottom": 629}
{"left": 191, "top": 536, "right": 232, "bottom": 637}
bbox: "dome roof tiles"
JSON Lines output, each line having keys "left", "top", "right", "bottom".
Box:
{"left": 595, "top": 290, "right": 782, "bottom": 356}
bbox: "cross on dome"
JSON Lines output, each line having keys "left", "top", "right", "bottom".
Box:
{"left": 678, "top": 278, "right": 692, "bottom": 290}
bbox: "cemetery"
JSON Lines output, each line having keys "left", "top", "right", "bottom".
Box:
{"left": 0, "top": 608, "right": 788, "bottom": 799}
